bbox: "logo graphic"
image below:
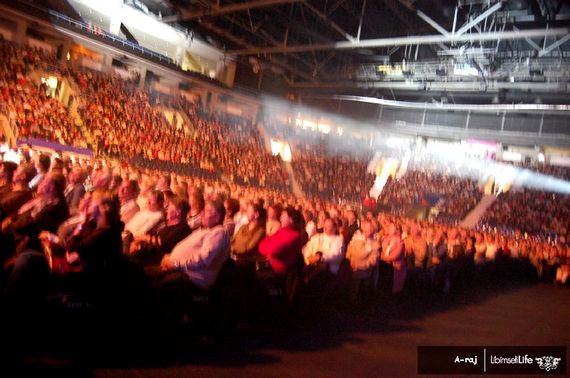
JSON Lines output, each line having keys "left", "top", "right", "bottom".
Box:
{"left": 535, "top": 356, "right": 562, "bottom": 371}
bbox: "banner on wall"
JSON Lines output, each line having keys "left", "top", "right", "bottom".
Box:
{"left": 17, "top": 138, "right": 93, "bottom": 158}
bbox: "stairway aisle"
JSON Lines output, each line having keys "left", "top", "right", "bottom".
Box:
{"left": 283, "top": 160, "right": 304, "bottom": 198}
{"left": 460, "top": 194, "right": 497, "bottom": 229}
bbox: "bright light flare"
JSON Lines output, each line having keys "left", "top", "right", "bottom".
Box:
{"left": 260, "top": 96, "right": 570, "bottom": 195}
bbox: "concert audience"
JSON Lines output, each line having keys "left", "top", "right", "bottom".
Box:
{"left": 0, "top": 37, "right": 569, "bottom": 337}
{"left": 481, "top": 189, "right": 570, "bottom": 241}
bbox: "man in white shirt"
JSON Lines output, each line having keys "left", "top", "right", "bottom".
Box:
{"left": 233, "top": 198, "right": 249, "bottom": 235}
{"left": 303, "top": 218, "right": 344, "bottom": 275}
{"left": 118, "top": 179, "right": 140, "bottom": 224}
{"left": 160, "top": 199, "right": 230, "bottom": 290}
{"left": 125, "top": 190, "right": 164, "bottom": 238}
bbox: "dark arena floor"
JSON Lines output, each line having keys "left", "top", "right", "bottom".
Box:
{"left": 5, "top": 271, "right": 570, "bottom": 378}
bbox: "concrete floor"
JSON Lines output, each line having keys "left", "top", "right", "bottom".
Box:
{"left": 8, "top": 279, "right": 568, "bottom": 378}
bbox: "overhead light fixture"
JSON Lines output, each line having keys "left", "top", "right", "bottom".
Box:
{"left": 437, "top": 48, "right": 494, "bottom": 56}
{"left": 453, "top": 63, "right": 478, "bottom": 76}
{"left": 378, "top": 64, "right": 402, "bottom": 76}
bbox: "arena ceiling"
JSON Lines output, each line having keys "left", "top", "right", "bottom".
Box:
{"left": 128, "top": 0, "right": 570, "bottom": 103}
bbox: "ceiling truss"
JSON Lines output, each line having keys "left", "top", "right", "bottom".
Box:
{"left": 164, "top": 0, "right": 570, "bottom": 92}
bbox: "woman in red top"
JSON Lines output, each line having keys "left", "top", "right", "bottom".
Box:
{"left": 258, "top": 206, "right": 307, "bottom": 277}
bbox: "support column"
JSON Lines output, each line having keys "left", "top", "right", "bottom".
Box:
{"left": 223, "top": 62, "right": 237, "bottom": 87}
{"left": 60, "top": 41, "right": 72, "bottom": 63}
{"left": 138, "top": 67, "right": 147, "bottom": 89}
{"left": 14, "top": 20, "right": 26, "bottom": 44}
{"left": 209, "top": 93, "right": 219, "bottom": 112}
{"left": 104, "top": 54, "right": 114, "bottom": 71}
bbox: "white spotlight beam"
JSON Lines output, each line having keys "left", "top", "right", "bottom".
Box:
{"left": 228, "top": 27, "right": 569, "bottom": 55}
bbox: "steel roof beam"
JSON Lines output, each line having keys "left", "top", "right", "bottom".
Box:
{"left": 220, "top": 14, "right": 330, "bottom": 78}
{"left": 539, "top": 34, "right": 570, "bottom": 57}
{"left": 454, "top": 1, "right": 503, "bottom": 37}
{"left": 417, "top": 10, "right": 449, "bottom": 36}
{"left": 303, "top": 1, "right": 356, "bottom": 41}
{"left": 198, "top": 20, "right": 315, "bottom": 82}
{"left": 392, "top": 0, "right": 450, "bottom": 36}
{"left": 228, "top": 27, "right": 570, "bottom": 55}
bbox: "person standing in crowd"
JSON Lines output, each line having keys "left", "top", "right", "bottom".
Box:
{"left": 426, "top": 227, "right": 448, "bottom": 292}
{"left": 265, "top": 203, "right": 282, "bottom": 237}
{"left": 411, "top": 225, "right": 428, "bottom": 269}
{"left": 555, "top": 246, "right": 569, "bottom": 285}
{"left": 64, "top": 166, "right": 86, "bottom": 214}
{"left": 485, "top": 234, "right": 499, "bottom": 262}
{"left": 302, "top": 217, "right": 344, "bottom": 276}
{"left": 346, "top": 219, "right": 380, "bottom": 302}
{"left": 381, "top": 223, "right": 406, "bottom": 294}
{"left": 344, "top": 209, "right": 359, "bottom": 245}
{"left": 315, "top": 210, "right": 329, "bottom": 234}
{"left": 304, "top": 210, "right": 317, "bottom": 239}
{"left": 258, "top": 206, "right": 306, "bottom": 280}
{"left": 362, "top": 193, "right": 376, "bottom": 213}
{"left": 28, "top": 153, "right": 51, "bottom": 192}
{"left": 474, "top": 233, "right": 486, "bottom": 265}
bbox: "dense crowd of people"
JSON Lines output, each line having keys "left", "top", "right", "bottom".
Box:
{"left": 1, "top": 39, "right": 289, "bottom": 191}
{"left": 292, "top": 145, "right": 374, "bottom": 202}
{"left": 262, "top": 117, "right": 376, "bottom": 202}
{"left": 0, "top": 147, "right": 568, "bottom": 335}
{"left": 0, "top": 41, "right": 84, "bottom": 147}
{"left": 377, "top": 170, "right": 482, "bottom": 221}
{"left": 0, "top": 38, "right": 569, "bottom": 338}
{"left": 481, "top": 189, "right": 570, "bottom": 242}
